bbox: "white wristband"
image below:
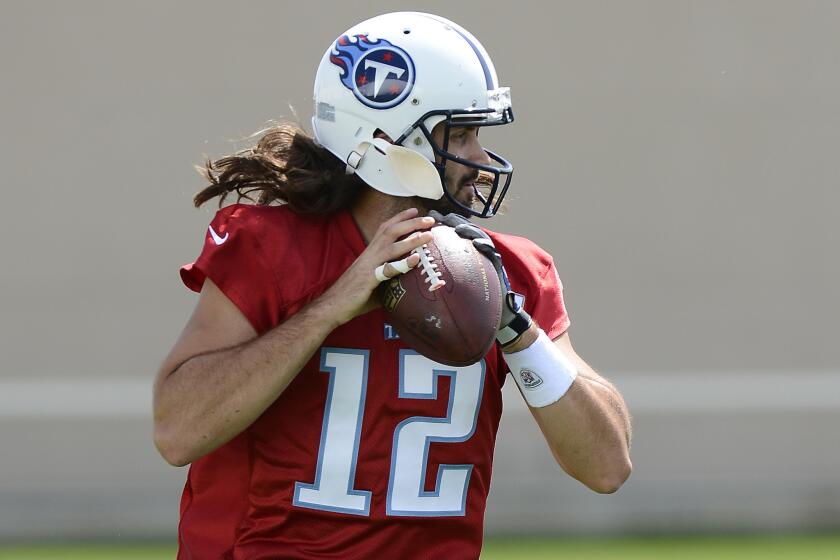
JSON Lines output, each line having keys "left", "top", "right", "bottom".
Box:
{"left": 505, "top": 329, "right": 578, "bottom": 408}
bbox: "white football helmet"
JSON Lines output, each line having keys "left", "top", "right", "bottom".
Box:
{"left": 312, "top": 12, "right": 514, "bottom": 218}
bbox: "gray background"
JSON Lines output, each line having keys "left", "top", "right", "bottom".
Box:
{"left": 1, "top": 0, "right": 838, "bottom": 542}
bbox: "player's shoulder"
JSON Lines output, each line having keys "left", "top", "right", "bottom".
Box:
{"left": 188, "top": 203, "right": 349, "bottom": 320}
{"left": 210, "top": 202, "right": 308, "bottom": 232}
{"left": 483, "top": 228, "right": 554, "bottom": 275}
{"left": 207, "top": 203, "right": 333, "bottom": 248}
{"left": 481, "top": 227, "right": 564, "bottom": 307}
{"left": 196, "top": 203, "right": 343, "bottom": 288}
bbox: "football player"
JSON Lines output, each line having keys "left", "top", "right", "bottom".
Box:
{"left": 154, "top": 12, "right": 632, "bottom": 559}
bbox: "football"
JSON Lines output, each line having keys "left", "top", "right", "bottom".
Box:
{"left": 380, "top": 225, "right": 503, "bottom": 366}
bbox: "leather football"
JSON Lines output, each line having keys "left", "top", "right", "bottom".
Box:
{"left": 380, "top": 225, "right": 502, "bottom": 366}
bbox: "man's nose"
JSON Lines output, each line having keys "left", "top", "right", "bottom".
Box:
{"left": 467, "top": 136, "right": 492, "bottom": 166}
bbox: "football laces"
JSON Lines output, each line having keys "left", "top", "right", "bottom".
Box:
{"left": 413, "top": 244, "right": 446, "bottom": 291}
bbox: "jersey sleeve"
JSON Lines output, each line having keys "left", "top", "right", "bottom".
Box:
{"left": 527, "top": 257, "right": 571, "bottom": 340}
{"left": 489, "top": 231, "right": 571, "bottom": 340}
{"left": 180, "top": 205, "right": 280, "bottom": 334}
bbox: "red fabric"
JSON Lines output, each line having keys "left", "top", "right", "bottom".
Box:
{"left": 486, "top": 229, "right": 571, "bottom": 341}
{"left": 176, "top": 204, "right": 570, "bottom": 559}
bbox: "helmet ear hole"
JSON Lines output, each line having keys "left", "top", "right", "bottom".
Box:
{"left": 373, "top": 128, "right": 394, "bottom": 142}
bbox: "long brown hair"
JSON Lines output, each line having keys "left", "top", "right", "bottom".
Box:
{"left": 194, "top": 122, "right": 364, "bottom": 213}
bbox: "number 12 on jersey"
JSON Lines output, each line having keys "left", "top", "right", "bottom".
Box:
{"left": 293, "top": 348, "right": 486, "bottom": 517}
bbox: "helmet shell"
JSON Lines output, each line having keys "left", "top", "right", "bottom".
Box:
{"left": 313, "top": 12, "right": 504, "bottom": 195}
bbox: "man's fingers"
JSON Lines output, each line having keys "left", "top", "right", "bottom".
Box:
{"left": 472, "top": 238, "right": 503, "bottom": 270}
{"left": 429, "top": 210, "right": 470, "bottom": 229}
{"left": 427, "top": 210, "right": 447, "bottom": 223}
{"left": 472, "top": 238, "right": 495, "bottom": 252}
{"left": 374, "top": 253, "right": 420, "bottom": 282}
{"left": 382, "top": 207, "right": 419, "bottom": 229}
{"left": 388, "top": 231, "right": 433, "bottom": 261}
{"left": 382, "top": 215, "right": 436, "bottom": 242}
{"left": 404, "top": 252, "right": 421, "bottom": 269}
{"left": 378, "top": 208, "right": 422, "bottom": 238}
{"left": 453, "top": 223, "right": 486, "bottom": 241}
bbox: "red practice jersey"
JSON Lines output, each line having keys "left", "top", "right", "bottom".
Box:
{"left": 177, "top": 204, "right": 570, "bottom": 560}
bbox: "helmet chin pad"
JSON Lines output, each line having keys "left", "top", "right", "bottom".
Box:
{"left": 354, "top": 138, "right": 444, "bottom": 199}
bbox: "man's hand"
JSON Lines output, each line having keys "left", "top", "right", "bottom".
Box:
{"left": 323, "top": 208, "right": 436, "bottom": 326}
{"left": 428, "top": 211, "right": 533, "bottom": 348}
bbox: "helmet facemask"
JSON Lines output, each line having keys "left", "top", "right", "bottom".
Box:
{"left": 396, "top": 102, "right": 514, "bottom": 218}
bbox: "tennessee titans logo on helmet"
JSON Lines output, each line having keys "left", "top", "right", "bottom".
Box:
{"left": 329, "top": 34, "right": 415, "bottom": 110}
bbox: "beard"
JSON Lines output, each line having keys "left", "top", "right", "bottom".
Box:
{"left": 416, "top": 193, "right": 463, "bottom": 216}
{"left": 412, "top": 170, "right": 479, "bottom": 218}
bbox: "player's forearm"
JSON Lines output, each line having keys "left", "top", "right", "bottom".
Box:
{"left": 503, "top": 324, "right": 631, "bottom": 493}
{"left": 530, "top": 368, "right": 632, "bottom": 493}
{"left": 153, "top": 295, "right": 342, "bottom": 467}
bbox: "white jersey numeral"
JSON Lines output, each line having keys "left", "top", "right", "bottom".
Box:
{"left": 293, "top": 348, "right": 485, "bottom": 517}
{"left": 293, "top": 349, "right": 372, "bottom": 515}
{"left": 387, "top": 351, "right": 485, "bottom": 516}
